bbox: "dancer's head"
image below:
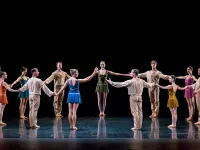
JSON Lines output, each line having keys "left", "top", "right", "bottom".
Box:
{"left": 169, "top": 75, "right": 176, "bottom": 83}
{"left": 31, "top": 68, "right": 39, "bottom": 77}
{"left": 198, "top": 67, "right": 200, "bottom": 76}
{"left": 130, "top": 69, "right": 139, "bottom": 77}
{"left": 20, "top": 67, "right": 27, "bottom": 75}
{"left": 187, "top": 66, "right": 193, "bottom": 75}
{"left": 100, "top": 61, "right": 105, "bottom": 69}
{"left": 0, "top": 71, "right": 7, "bottom": 79}
{"left": 56, "top": 61, "right": 62, "bottom": 70}
{"left": 150, "top": 60, "right": 157, "bottom": 70}
{"left": 70, "top": 69, "right": 79, "bottom": 78}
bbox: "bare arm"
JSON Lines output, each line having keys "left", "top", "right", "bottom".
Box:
{"left": 11, "top": 77, "right": 21, "bottom": 87}
{"left": 107, "top": 70, "right": 130, "bottom": 77}
{"left": 2, "top": 82, "right": 19, "bottom": 92}
{"left": 192, "top": 76, "right": 198, "bottom": 82}
{"left": 138, "top": 72, "right": 146, "bottom": 79}
{"left": 176, "top": 76, "right": 187, "bottom": 79}
{"left": 78, "top": 67, "right": 98, "bottom": 83}
{"left": 107, "top": 79, "right": 133, "bottom": 88}
{"left": 19, "top": 82, "right": 29, "bottom": 92}
{"left": 65, "top": 72, "right": 71, "bottom": 80}
{"left": 44, "top": 73, "right": 55, "bottom": 85}
{"left": 56, "top": 81, "right": 68, "bottom": 95}
{"left": 156, "top": 84, "right": 172, "bottom": 90}
{"left": 177, "top": 85, "right": 187, "bottom": 90}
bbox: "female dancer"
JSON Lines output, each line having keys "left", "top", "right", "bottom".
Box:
{"left": 177, "top": 66, "right": 197, "bottom": 120}
{"left": 11, "top": 67, "right": 29, "bottom": 119}
{"left": 156, "top": 75, "right": 186, "bottom": 128}
{"left": 96, "top": 61, "right": 130, "bottom": 116}
{"left": 0, "top": 71, "right": 19, "bottom": 125}
{"left": 56, "top": 67, "right": 98, "bottom": 130}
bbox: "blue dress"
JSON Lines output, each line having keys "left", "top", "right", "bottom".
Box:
{"left": 18, "top": 77, "right": 29, "bottom": 98}
{"left": 67, "top": 80, "right": 82, "bottom": 104}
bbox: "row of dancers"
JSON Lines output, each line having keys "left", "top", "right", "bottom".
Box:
{"left": 0, "top": 60, "right": 200, "bottom": 130}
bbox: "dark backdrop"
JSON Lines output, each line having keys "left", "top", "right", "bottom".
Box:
{"left": 1, "top": 11, "right": 199, "bottom": 119}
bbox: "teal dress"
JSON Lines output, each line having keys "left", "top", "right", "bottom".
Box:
{"left": 18, "top": 77, "right": 29, "bottom": 98}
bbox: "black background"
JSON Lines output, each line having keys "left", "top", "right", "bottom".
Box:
{"left": 1, "top": 9, "right": 199, "bottom": 119}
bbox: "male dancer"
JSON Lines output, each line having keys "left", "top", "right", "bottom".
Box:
{"left": 19, "top": 68, "right": 55, "bottom": 128}
{"left": 189, "top": 67, "right": 200, "bottom": 125}
{"left": 44, "top": 61, "right": 71, "bottom": 117}
{"left": 107, "top": 69, "right": 155, "bottom": 130}
{"left": 138, "top": 60, "right": 169, "bottom": 118}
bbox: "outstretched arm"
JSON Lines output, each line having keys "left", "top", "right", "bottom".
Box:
{"left": 158, "top": 72, "right": 169, "bottom": 80}
{"left": 106, "top": 79, "right": 133, "bottom": 88}
{"left": 107, "top": 70, "right": 130, "bottom": 77}
{"left": 177, "top": 85, "right": 187, "bottom": 90}
{"left": 176, "top": 76, "right": 187, "bottom": 79}
{"left": 78, "top": 67, "right": 98, "bottom": 83}
{"left": 56, "top": 81, "right": 68, "bottom": 96}
{"left": 138, "top": 72, "right": 147, "bottom": 79}
{"left": 192, "top": 76, "right": 198, "bottom": 82}
{"left": 2, "top": 82, "right": 19, "bottom": 92}
{"left": 11, "top": 77, "right": 21, "bottom": 88}
{"left": 40, "top": 81, "right": 54, "bottom": 97}
{"left": 156, "top": 84, "right": 172, "bottom": 90}
{"left": 44, "top": 73, "right": 55, "bottom": 85}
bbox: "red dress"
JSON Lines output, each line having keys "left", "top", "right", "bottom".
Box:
{"left": 0, "top": 82, "right": 8, "bottom": 104}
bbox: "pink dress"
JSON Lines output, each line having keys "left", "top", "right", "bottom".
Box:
{"left": 184, "top": 77, "right": 194, "bottom": 99}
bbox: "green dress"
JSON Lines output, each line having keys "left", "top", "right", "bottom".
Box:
{"left": 95, "top": 71, "right": 109, "bottom": 93}
{"left": 18, "top": 77, "right": 29, "bottom": 98}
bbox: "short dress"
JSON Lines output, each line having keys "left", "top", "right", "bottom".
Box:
{"left": 67, "top": 80, "right": 82, "bottom": 104}
{"left": 18, "top": 77, "right": 29, "bottom": 98}
{"left": 95, "top": 71, "right": 109, "bottom": 93}
{"left": 0, "top": 82, "right": 8, "bottom": 104}
{"left": 184, "top": 77, "right": 194, "bottom": 99}
{"left": 167, "top": 88, "right": 179, "bottom": 108}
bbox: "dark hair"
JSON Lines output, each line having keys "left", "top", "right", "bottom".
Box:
{"left": 151, "top": 60, "right": 157, "bottom": 65}
{"left": 171, "top": 75, "right": 176, "bottom": 82}
{"left": 187, "top": 66, "right": 193, "bottom": 71}
{"left": 0, "top": 71, "right": 5, "bottom": 78}
{"left": 20, "top": 67, "right": 27, "bottom": 73}
{"left": 31, "top": 68, "right": 38, "bottom": 74}
{"left": 56, "top": 61, "right": 62, "bottom": 66}
{"left": 132, "top": 69, "right": 139, "bottom": 76}
{"left": 70, "top": 69, "right": 78, "bottom": 75}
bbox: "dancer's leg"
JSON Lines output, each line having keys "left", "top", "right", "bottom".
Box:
{"left": 72, "top": 103, "right": 79, "bottom": 130}
{"left": 68, "top": 103, "right": 73, "bottom": 129}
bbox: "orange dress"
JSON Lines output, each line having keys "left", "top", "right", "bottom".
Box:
{"left": 0, "top": 82, "right": 8, "bottom": 104}
{"left": 167, "top": 88, "right": 178, "bottom": 108}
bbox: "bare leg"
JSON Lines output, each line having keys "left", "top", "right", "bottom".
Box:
{"left": 194, "top": 96, "right": 200, "bottom": 125}
{"left": 168, "top": 108, "right": 173, "bottom": 127}
{"left": 97, "top": 92, "right": 104, "bottom": 116}
{"left": 68, "top": 103, "right": 73, "bottom": 129}
{"left": 23, "top": 98, "right": 28, "bottom": 119}
{"left": 187, "top": 98, "right": 193, "bottom": 121}
{"left": 191, "top": 97, "right": 195, "bottom": 118}
{"left": 186, "top": 99, "right": 191, "bottom": 120}
{"left": 101, "top": 93, "right": 108, "bottom": 116}
{"left": 0, "top": 104, "right": 6, "bottom": 125}
{"left": 72, "top": 103, "right": 79, "bottom": 130}
{"left": 19, "top": 98, "right": 25, "bottom": 119}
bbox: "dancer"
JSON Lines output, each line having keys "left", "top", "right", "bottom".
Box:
{"left": 19, "top": 68, "right": 55, "bottom": 128}
{"left": 55, "top": 67, "right": 98, "bottom": 130}
{"left": 177, "top": 66, "right": 197, "bottom": 120}
{"left": 44, "top": 61, "right": 71, "bottom": 117}
{"left": 156, "top": 75, "right": 186, "bottom": 128}
{"left": 96, "top": 60, "right": 130, "bottom": 116}
{"left": 11, "top": 67, "right": 29, "bottom": 119}
{"left": 188, "top": 67, "right": 200, "bottom": 125}
{"left": 138, "top": 60, "right": 169, "bottom": 118}
{"left": 107, "top": 69, "right": 155, "bottom": 130}
{"left": 0, "top": 71, "right": 19, "bottom": 125}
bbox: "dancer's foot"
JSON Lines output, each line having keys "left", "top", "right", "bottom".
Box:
{"left": 20, "top": 116, "right": 25, "bottom": 119}
{"left": 56, "top": 114, "right": 63, "bottom": 118}
{"left": 168, "top": 124, "right": 176, "bottom": 128}
{"left": 0, "top": 121, "right": 6, "bottom": 125}
{"left": 99, "top": 113, "right": 106, "bottom": 117}
{"left": 31, "top": 125, "right": 40, "bottom": 128}
{"left": 194, "top": 121, "right": 200, "bottom": 125}
{"left": 131, "top": 127, "right": 140, "bottom": 130}
{"left": 72, "top": 126, "right": 78, "bottom": 130}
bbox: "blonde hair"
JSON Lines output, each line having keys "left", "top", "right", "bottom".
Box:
{"left": 70, "top": 69, "right": 78, "bottom": 75}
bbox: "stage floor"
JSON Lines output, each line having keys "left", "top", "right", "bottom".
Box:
{"left": 0, "top": 117, "right": 200, "bottom": 149}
